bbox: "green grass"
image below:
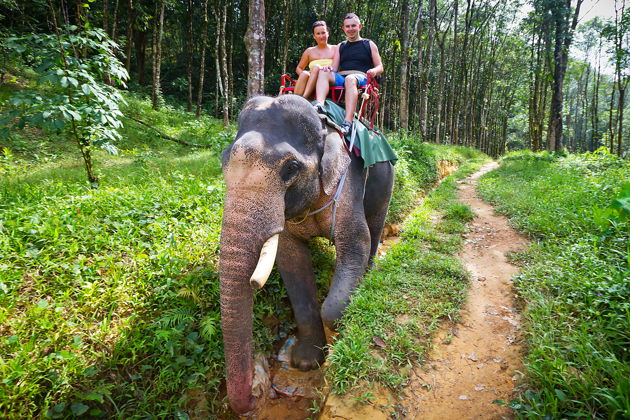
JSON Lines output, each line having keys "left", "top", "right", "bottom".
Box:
{"left": 324, "top": 153, "right": 487, "bottom": 401}
{"left": 1, "top": 83, "right": 488, "bottom": 417}
{"left": 477, "top": 149, "right": 629, "bottom": 419}
{"left": 0, "top": 91, "right": 246, "bottom": 418}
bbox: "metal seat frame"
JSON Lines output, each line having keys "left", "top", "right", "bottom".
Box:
{"left": 279, "top": 73, "right": 381, "bottom": 132}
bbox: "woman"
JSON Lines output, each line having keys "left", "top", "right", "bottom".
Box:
{"left": 294, "top": 21, "right": 336, "bottom": 98}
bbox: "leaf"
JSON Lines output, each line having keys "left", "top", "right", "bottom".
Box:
{"left": 67, "top": 110, "right": 82, "bottom": 121}
{"left": 71, "top": 402, "right": 89, "bottom": 416}
{"left": 555, "top": 388, "right": 568, "bottom": 402}
{"left": 372, "top": 336, "right": 386, "bottom": 348}
{"left": 53, "top": 119, "right": 65, "bottom": 131}
{"left": 82, "top": 392, "right": 104, "bottom": 403}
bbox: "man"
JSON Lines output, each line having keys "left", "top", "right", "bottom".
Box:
{"left": 314, "top": 13, "right": 384, "bottom": 135}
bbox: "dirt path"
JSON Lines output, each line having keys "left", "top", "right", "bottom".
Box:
{"left": 399, "top": 162, "right": 528, "bottom": 419}
{"left": 249, "top": 162, "right": 528, "bottom": 420}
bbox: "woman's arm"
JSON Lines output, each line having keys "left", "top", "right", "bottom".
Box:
{"left": 295, "top": 48, "right": 311, "bottom": 75}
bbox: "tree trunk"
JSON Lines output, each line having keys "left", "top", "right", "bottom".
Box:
{"left": 112, "top": 0, "right": 120, "bottom": 42}
{"left": 280, "top": 0, "right": 291, "bottom": 75}
{"left": 103, "top": 0, "right": 110, "bottom": 35}
{"left": 213, "top": 0, "right": 230, "bottom": 127}
{"left": 151, "top": 0, "right": 165, "bottom": 110}
{"left": 435, "top": 32, "right": 447, "bottom": 144}
{"left": 546, "top": 0, "right": 583, "bottom": 152}
{"left": 245, "top": 0, "right": 266, "bottom": 97}
{"left": 103, "top": 0, "right": 112, "bottom": 85}
{"left": 613, "top": 0, "right": 628, "bottom": 156}
{"left": 196, "top": 0, "right": 210, "bottom": 117}
{"left": 399, "top": 0, "right": 411, "bottom": 131}
{"left": 227, "top": 8, "right": 234, "bottom": 118}
{"left": 219, "top": 1, "right": 230, "bottom": 127}
{"left": 591, "top": 40, "right": 602, "bottom": 151}
{"left": 446, "top": 0, "right": 458, "bottom": 144}
{"left": 419, "top": 0, "right": 436, "bottom": 139}
{"left": 125, "top": 0, "right": 135, "bottom": 78}
{"left": 135, "top": 29, "right": 147, "bottom": 85}
{"left": 618, "top": 84, "right": 626, "bottom": 156}
{"left": 608, "top": 85, "right": 616, "bottom": 153}
{"left": 186, "top": 0, "right": 194, "bottom": 112}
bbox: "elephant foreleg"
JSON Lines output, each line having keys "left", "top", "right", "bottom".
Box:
{"left": 276, "top": 232, "right": 327, "bottom": 371}
{"left": 321, "top": 217, "right": 371, "bottom": 329}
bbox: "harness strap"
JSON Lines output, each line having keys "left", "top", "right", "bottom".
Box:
{"left": 287, "top": 121, "right": 358, "bottom": 242}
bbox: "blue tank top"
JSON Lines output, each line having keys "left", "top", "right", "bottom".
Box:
{"left": 338, "top": 39, "right": 373, "bottom": 73}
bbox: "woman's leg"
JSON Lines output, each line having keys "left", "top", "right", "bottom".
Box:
{"left": 302, "top": 65, "right": 320, "bottom": 99}
{"left": 294, "top": 71, "right": 310, "bottom": 96}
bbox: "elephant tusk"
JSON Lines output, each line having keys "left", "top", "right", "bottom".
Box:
{"left": 249, "top": 234, "right": 279, "bottom": 290}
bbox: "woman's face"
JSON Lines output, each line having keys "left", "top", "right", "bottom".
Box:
{"left": 313, "top": 25, "right": 329, "bottom": 44}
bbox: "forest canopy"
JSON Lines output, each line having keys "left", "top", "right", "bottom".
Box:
{"left": 1, "top": 0, "right": 628, "bottom": 157}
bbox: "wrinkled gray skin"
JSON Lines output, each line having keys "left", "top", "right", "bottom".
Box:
{"left": 219, "top": 95, "right": 394, "bottom": 415}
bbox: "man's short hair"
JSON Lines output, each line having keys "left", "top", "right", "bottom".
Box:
{"left": 344, "top": 13, "right": 359, "bottom": 21}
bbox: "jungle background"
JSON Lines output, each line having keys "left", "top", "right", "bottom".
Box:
{"left": 0, "top": 0, "right": 628, "bottom": 419}
{"left": 1, "top": 0, "right": 627, "bottom": 159}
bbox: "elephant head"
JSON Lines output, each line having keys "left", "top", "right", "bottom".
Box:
{"left": 219, "top": 95, "right": 350, "bottom": 414}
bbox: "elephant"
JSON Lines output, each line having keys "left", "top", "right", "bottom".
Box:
{"left": 219, "top": 94, "right": 394, "bottom": 415}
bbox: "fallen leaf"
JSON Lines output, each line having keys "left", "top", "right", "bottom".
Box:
{"left": 373, "top": 336, "right": 386, "bottom": 348}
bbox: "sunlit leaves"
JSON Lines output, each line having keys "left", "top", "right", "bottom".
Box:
{"left": 1, "top": 26, "right": 129, "bottom": 167}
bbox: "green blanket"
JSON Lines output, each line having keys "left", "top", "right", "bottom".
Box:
{"left": 317, "top": 99, "right": 398, "bottom": 168}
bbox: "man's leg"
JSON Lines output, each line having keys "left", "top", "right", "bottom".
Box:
{"left": 344, "top": 75, "right": 359, "bottom": 123}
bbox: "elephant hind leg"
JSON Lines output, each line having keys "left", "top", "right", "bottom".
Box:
{"left": 276, "top": 232, "right": 327, "bottom": 370}
{"left": 364, "top": 161, "right": 395, "bottom": 263}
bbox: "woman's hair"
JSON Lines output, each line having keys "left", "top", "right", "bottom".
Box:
{"left": 312, "top": 20, "right": 327, "bottom": 33}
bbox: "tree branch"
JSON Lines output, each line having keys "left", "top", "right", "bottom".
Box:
{"left": 124, "top": 116, "right": 214, "bottom": 148}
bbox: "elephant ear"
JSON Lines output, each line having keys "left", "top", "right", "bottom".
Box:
{"left": 320, "top": 126, "right": 351, "bottom": 196}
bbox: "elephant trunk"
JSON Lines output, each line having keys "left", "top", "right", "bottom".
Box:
{"left": 219, "top": 191, "right": 284, "bottom": 415}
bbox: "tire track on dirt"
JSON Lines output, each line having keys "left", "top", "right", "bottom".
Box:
{"left": 399, "top": 162, "right": 528, "bottom": 419}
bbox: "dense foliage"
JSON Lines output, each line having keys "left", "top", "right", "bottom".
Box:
{"left": 1, "top": 26, "right": 128, "bottom": 184}
{"left": 1, "top": 0, "right": 627, "bottom": 157}
{"left": 478, "top": 150, "right": 629, "bottom": 418}
{"left": 0, "top": 91, "right": 482, "bottom": 417}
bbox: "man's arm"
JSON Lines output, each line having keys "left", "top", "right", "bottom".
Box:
{"left": 367, "top": 41, "right": 384, "bottom": 77}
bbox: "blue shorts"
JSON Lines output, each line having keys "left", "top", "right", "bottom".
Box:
{"left": 333, "top": 72, "right": 368, "bottom": 88}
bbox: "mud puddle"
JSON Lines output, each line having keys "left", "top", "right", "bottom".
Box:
{"left": 253, "top": 222, "right": 402, "bottom": 420}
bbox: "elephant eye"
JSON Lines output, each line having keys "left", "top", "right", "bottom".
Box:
{"left": 281, "top": 159, "right": 301, "bottom": 181}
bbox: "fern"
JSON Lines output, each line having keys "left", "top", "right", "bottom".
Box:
{"left": 156, "top": 307, "right": 197, "bottom": 328}
{"left": 200, "top": 314, "right": 220, "bottom": 341}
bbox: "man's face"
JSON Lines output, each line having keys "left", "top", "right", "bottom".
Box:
{"left": 342, "top": 16, "right": 362, "bottom": 41}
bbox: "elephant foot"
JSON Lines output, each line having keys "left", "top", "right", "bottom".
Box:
{"left": 290, "top": 338, "right": 326, "bottom": 371}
